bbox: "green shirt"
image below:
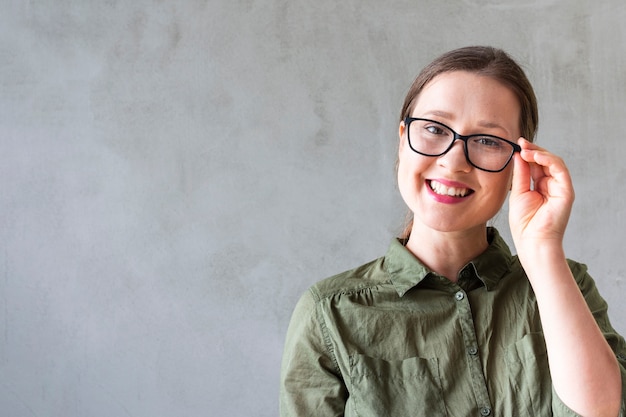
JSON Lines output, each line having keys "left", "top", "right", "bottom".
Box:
{"left": 280, "top": 228, "right": 626, "bottom": 416}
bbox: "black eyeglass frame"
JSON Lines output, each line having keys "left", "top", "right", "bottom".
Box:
{"left": 403, "top": 117, "right": 522, "bottom": 173}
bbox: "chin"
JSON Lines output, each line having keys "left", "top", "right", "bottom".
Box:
{"left": 418, "top": 216, "right": 489, "bottom": 234}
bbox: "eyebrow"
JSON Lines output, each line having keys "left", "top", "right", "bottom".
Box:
{"left": 423, "top": 110, "right": 509, "bottom": 132}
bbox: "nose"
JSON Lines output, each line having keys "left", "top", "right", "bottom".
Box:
{"left": 437, "top": 139, "right": 471, "bottom": 172}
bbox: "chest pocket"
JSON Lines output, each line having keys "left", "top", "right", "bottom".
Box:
{"left": 347, "top": 354, "right": 448, "bottom": 417}
{"left": 504, "top": 332, "right": 552, "bottom": 415}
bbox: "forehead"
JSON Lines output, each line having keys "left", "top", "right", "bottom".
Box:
{"left": 412, "top": 71, "right": 521, "bottom": 137}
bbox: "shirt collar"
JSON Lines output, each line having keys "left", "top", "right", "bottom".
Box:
{"left": 384, "top": 227, "right": 514, "bottom": 297}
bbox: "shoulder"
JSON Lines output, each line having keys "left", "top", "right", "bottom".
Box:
{"left": 564, "top": 258, "right": 611, "bottom": 312}
{"left": 566, "top": 258, "right": 589, "bottom": 277}
{"left": 307, "top": 256, "right": 389, "bottom": 302}
{"left": 565, "top": 259, "right": 596, "bottom": 292}
{"left": 285, "top": 256, "right": 389, "bottom": 337}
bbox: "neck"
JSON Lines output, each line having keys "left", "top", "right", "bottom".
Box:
{"left": 405, "top": 224, "right": 489, "bottom": 281}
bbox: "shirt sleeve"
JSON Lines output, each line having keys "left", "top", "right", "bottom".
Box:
{"left": 550, "top": 261, "right": 626, "bottom": 417}
{"left": 279, "top": 290, "right": 347, "bottom": 417}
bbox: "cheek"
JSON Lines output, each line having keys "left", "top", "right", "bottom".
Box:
{"left": 396, "top": 152, "right": 415, "bottom": 186}
{"left": 481, "top": 172, "right": 513, "bottom": 208}
{"left": 397, "top": 153, "right": 429, "bottom": 198}
{"left": 396, "top": 157, "right": 412, "bottom": 197}
{"left": 397, "top": 167, "right": 416, "bottom": 210}
{"left": 397, "top": 147, "right": 430, "bottom": 177}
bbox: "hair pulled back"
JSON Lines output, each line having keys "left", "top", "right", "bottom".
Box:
{"left": 398, "top": 46, "right": 538, "bottom": 239}
{"left": 399, "top": 46, "right": 538, "bottom": 142}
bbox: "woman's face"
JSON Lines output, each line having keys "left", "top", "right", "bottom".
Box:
{"left": 397, "top": 70, "right": 521, "bottom": 235}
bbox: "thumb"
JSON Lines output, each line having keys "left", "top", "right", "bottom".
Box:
{"left": 511, "top": 139, "right": 531, "bottom": 196}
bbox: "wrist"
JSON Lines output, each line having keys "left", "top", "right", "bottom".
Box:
{"left": 515, "top": 239, "right": 568, "bottom": 277}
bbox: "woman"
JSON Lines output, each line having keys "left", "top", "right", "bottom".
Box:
{"left": 280, "top": 46, "right": 626, "bottom": 416}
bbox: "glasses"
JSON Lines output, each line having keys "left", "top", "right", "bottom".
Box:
{"left": 404, "top": 117, "right": 521, "bottom": 172}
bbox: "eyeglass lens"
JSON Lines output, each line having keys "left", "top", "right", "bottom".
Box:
{"left": 407, "top": 119, "right": 515, "bottom": 172}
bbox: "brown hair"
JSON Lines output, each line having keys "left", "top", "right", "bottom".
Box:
{"left": 398, "top": 46, "right": 538, "bottom": 239}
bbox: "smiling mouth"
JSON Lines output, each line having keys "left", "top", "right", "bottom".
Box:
{"left": 428, "top": 180, "right": 474, "bottom": 197}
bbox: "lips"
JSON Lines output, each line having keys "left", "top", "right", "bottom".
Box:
{"left": 428, "top": 180, "right": 474, "bottom": 198}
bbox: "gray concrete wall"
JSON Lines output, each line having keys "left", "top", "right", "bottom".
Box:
{"left": 1, "top": 1, "right": 625, "bottom": 416}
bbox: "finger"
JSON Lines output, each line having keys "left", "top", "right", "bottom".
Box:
{"left": 524, "top": 149, "right": 570, "bottom": 185}
{"left": 517, "top": 139, "right": 546, "bottom": 181}
{"left": 518, "top": 142, "right": 574, "bottom": 200}
{"left": 511, "top": 139, "right": 531, "bottom": 195}
{"left": 518, "top": 137, "right": 546, "bottom": 152}
{"left": 516, "top": 138, "right": 567, "bottom": 179}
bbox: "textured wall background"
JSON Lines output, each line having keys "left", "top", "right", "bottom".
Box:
{"left": 1, "top": 1, "right": 625, "bottom": 416}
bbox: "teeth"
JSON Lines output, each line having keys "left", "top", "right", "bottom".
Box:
{"left": 430, "top": 180, "right": 470, "bottom": 197}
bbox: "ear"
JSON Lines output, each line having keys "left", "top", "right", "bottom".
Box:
{"left": 398, "top": 121, "right": 406, "bottom": 153}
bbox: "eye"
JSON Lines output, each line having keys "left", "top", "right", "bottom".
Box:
{"left": 474, "top": 136, "right": 504, "bottom": 149}
{"left": 424, "top": 124, "right": 447, "bottom": 135}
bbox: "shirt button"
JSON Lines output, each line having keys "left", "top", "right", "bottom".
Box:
{"left": 455, "top": 291, "right": 465, "bottom": 301}
{"left": 480, "top": 406, "right": 492, "bottom": 416}
{"left": 468, "top": 346, "right": 478, "bottom": 355}
{"left": 460, "top": 269, "right": 471, "bottom": 279}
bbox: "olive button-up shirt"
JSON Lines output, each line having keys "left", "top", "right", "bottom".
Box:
{"left": 280, "top": 229, "right": 626, "bottom": 416}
